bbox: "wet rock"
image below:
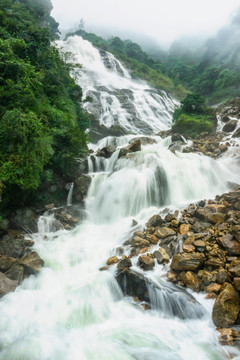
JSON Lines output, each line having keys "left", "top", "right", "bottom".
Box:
{"left": 146, "top": 234, "right": 159, "bottom": 245}
{"left": 127, "top": 139, "right": 141, "bottom": 152}
{"left": 193, "top": 240, "right": 206, "bottom": 252}
{"left": 183, "top": 244, "right": 195, "bottom": 253}
{"left": 179, "top": 224, "right": 190, "bottom": 235}
{"left": 129, "top": 136, "right": 156, "bottom": 146}
{"left": 215, "top": 269, "right": 231, "bottom": 284}
{"left": 5, "top": 263, "right": 25, "bottom": 284}
{"left": 146, "top": 215, "right": 164, "bottom": 228}
{"left": 117, "top": 257, "right": 132, "bottom": 270}
{"left": 171, "top": 253, "right": 205, "bottom": 271}
{"left": 205, "top": 258, "right": 225, "bottom": 268}
{"left": 138, "top": 254, "right": 155, "bottom": 271}
{"left": 74, "top": 175, "right": 92, "bottom": 202}
{"left": 0, "top": 272, "right": 18, "bottom": 297}
{"left": 218, "top": 234, "right": 240, "bottom": 255}
{"left": 180, "top": 271, "right": 201, "bottom": 292}
{"left": 0, "top": 238, "right": 25, "bottom": 259}
{"left": 18, "top": 251, "right": 44, "bottom": 274}
{"left": 212, "top": 283, "right": 240, "bottom": 328}
{"left": 153, "top": 247, "right": 170, "bottom": 264}
{"left": 106, "top": 256, "right": 119, "bottom": 266}
{"left": 233, "top": 128, "right": 240, "bottom": 138}
{"left": 10, "top": 208, "right": 37, "bottom": 232}
{"left": 131, "top": 236, "right": 150, "bottom": 248}
{"left": 205, "top": 283, "right": 222, "bottom": 294}
{"left": 0, "top": 255, "right": 17, "bottom": 272}
{"left": 218, "top": 328, "right": 239, "bottom": 346}
{"left": 155, "top": 227, "right": 176, "bottom": 239}
{"left": 233, "top": 278, "right": 240, "bottom": 291}
{"left": 222, "top": 120, "right": 238, "bottom": 132}
{"left": 96, "top": 145, "right": 116, "bottom": 158}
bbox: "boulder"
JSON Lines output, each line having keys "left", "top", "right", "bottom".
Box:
{"left": 127, "top": 139, "right": 141, "bottom": 152}
{"left": 180, "top": 271, "right": 201, "bottom": 292}
{"left": 0, "top": 272, "right": 18, "bottom": 298}
{"left": 170, "top": 252, "right": 205, "bottom": 271}
{"left": 0, "top": 238, "right": 25, "bottom": 259}
{"left": 153, "top": 247, "right": 170, "bottom": 264}
{"left": 5, "top": 263, "right": 25, "bottom": 284}
{"left": 222, "top": 120, "right": 238, "bottom": 132}
{"left": 0, "top": 255, "right": 17, "bottom": 271}
{"left": 218, "top": 234, "right": 240, "bottom": 255}
{"left": 146, "top": 215, "right": 164, "bottom": 227}
{"left": 106, "top": 256, "right": 119, "bottom": 266}
{"left": 117, "top": 257, "right": 132, "bottom": 270}
{"left": 155, "top": 227, "right": 176, "bottom": 239}
{"left": 74, "top": 175, "right": 92, "bottom": 202}
{"left": 18, "top": 251, "right": 44, "bottom": 274}
{"left": 96, "top": 145, "right": 116, "bottom": 158}
{"left": 138, "top": 254, "right": 155, "bottom": 270}
{"left": 212, "top": 283, "right": 240, "bottom": 328}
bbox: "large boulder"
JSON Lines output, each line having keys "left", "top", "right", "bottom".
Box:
{"left": 0, "top": 238, "right": 25, "bottom": 259}
{"left": 5, "top": 263, "right": 25, "bottom": 284}
{"left": 212, "top": 283, "right": 240, "bottom": 327}
{"left": 222, "top": 120, "right": 238, "bottom": 132}
{"left": 0, "top": 272, "right": 18, "bottom": 297}
{"left": 171, "top": 252, "right": 205, "bottom": 271}
{"left": 18, "top": 251, "right": 44, "bottom": 274}
{"left": 74, "top": 175, "right": 92, "bottom": 203}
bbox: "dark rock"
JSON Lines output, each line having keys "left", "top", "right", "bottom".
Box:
{"left": 117, "top": 257, "right": 132, "bottom": 270}
{"left": 222, "top": 120, "right": 238, "bottom": 132}
{"left": 0, "top": 238, "right": 25, "bottom": 259}
{"left": 218, "top": 234, "right": 240, "bottom": 255}
{"left": 5, "top": 263, "right": 25, "bottom": 284}
{"left": 146, "top": 215, "right": 164, "bottom": 227}
{"left": 171, "top": 253, "right": 205, "bottom": 271}
{"left": 96, "top": 145, "right": 116, "bottom": 158}
{"left": 138, "top": 254, "right": 155, "bottom": 270}
{"left": 0, "top": 255, "right": 17, "bottom": 272}
{"left": 153, "top": 247, "right": 170, "bottom": 264}
{"left": 212, "top": 283, "right": 239, "bottom": 328}
{"left": 155, "top": 227, "right": 176, "bottom": 239}
{"left": 0, "top": 272, "right": 18, "bottom": 297}
{"left": 127, "top": 139, "right": 141, "bottom": 152}
{"left": 233, "top": 128, "right": 240, "bottom": 138}
{"left": 74, "top": 175, "right": 92, "bottom": 202}
{"left": 129, "top": 136, "right": 156, "bottom": 146}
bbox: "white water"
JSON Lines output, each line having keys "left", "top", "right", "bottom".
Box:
{"left": 57, "top": 36, "right": 176, "bottom": 134}
{"left": 0, "top": 134, "right": 239, "bottom": 359}
{"left": 0, "top": 39, "right": 240, "bottom": 360}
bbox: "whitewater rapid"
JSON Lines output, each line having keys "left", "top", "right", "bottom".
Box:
{"left": 0, "top": 133, "right": 239, "bottom": 359}
{"left": 0, "top": 36, "right": 240, "bottom": 360}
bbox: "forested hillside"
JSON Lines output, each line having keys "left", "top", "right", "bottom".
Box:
{"left": 0, "top": 0, "right": 89, "bottom": 210}
{"left": 152, "top": 9, "right": 240, "bottom": 104}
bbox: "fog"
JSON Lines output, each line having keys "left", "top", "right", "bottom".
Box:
{"left": 51, "top": 0, "right": 240, "bottom": 46}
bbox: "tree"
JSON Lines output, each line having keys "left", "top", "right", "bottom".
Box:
{"left": 78, "top": 18, "right": 85, "bottom": 30}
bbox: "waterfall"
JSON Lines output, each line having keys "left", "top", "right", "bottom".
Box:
{"left": 57, "top": 35, "right": 176, "bottom": 135}
{"left": 0, "top": 39, "right": 240, "bottom": 360}
{"left": 67, "top": 183, "right": 74, "bottom": 207}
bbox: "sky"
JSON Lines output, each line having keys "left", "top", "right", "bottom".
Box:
{"left": 51, "top": 0, "right": 240, "bottom": 46}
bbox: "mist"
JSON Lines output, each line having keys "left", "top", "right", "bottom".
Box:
{"left": 51, "top": 0, "right": 240, "bottom": 47}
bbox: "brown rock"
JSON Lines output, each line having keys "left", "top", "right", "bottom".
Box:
{"left": 205, "top": 283, "right": 222, "bottom": 294}
{"left": 215, "top": 268, "right": 231, "bottom": 284}
{"left": 218, "top": 328, "right": 239, "bottom": 346}
{"left": 233, "top": 278, "right": 240, "bottom": 291}
{"left": 167, "top": 271, "right": 178, "bottom": 283}
{"left": 106, "top": 256, "right": 119, "bottom": 266}
{"left": 181, "top": 271, "right": 201, "bottom": 292}
{"left": 138, "top": 254, "right": 155, "bottom": 270}
{"left": 0, "top": 255, "right": 17, "bottom": 272}
{"left": 205, "top": 258, "right": 225, "bottom": 268}
{"left": 146, "top": 235, "right": 159, "bottom": 245}
{"left": 5, "top": 263, "right": 25, "bottom": 284}
{"left": 131, "top": 236, "right": 150, "bottom": 248}
{"left": 0, "top": 272, "right": 18, "bottom": 298}
{"left": 170, "top": 252, "right": 205, "bottom": 271}
{"left": 18, "top": 251, "right": 44, "bottom": 274}
{"left": 179, "top": 224, "right": 190, "bottom": 235}
{"left": 212, "top": 283, "right": 240, "bottom": 327}
{"left": 153, "top": 247, "right": 170, "bottom": 264}
{"left": 155, "top": 227, "right": 176, "bottom": 239}
{"left": 117, "top": 258, "right": 132, "bottom": 270}
{"left": 183, "top": 244, "right": 195, "bottom": 253}
{"left": 146, "top": 215, "right": 164, "bottom": 228}
{"left": 218, "top": 234, "right": 240, "bottom": 255}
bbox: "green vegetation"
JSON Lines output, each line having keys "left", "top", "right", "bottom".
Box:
{"left": 66, "top": 30, "right": 187, "bottom": 99}
{"left": 172, "top": 93, "right": 216, "bottom": 138}
{"left": 0, "top": 0, "right": 89, "bottom": 210}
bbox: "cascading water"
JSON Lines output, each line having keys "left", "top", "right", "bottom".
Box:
{"left": 0, "top": 38, "right": 240, "bottom": 360}
{"left": 57, "top": 35, "right": 176, "bottom": 135}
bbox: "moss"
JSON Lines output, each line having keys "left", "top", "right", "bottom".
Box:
{"left": 172, "top": 113, "right": 216, "bottom": 138}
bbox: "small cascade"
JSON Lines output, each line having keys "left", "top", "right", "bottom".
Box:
{"left": 37, "top": 213, "right": 63, "bottom": 234}
{"left": 66, "top": 182, "right": 74, "bottom": 207}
